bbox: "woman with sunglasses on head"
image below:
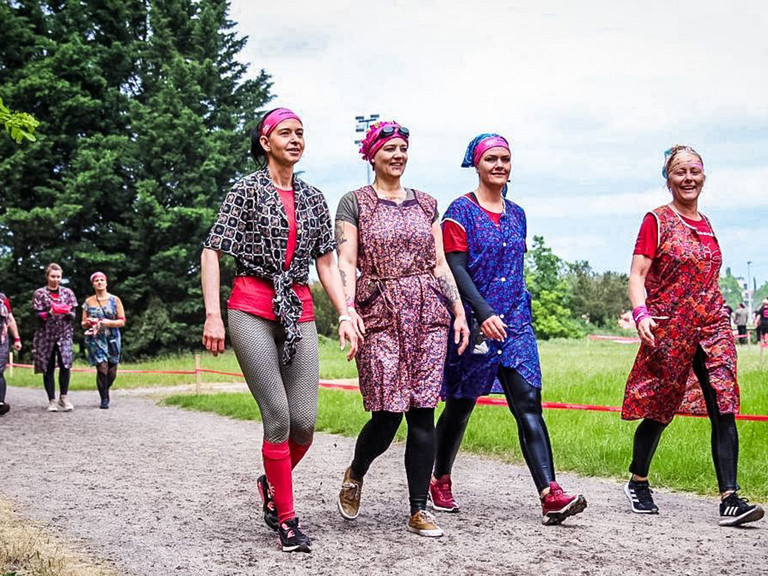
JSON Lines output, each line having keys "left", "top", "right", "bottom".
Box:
{"left": 433, "top": 134, "right": 586, "bottom": 525}
{"left": 81, "top": 272, "right": 126, "bottom": 409}
{"left": 32, "top": 263, "right": 78, "bottom": 412}
{"left": 202, "top": 108, "right": 358, "bottom": 553}
{"left": 335, "top": 121, "right": 469, "bottom": 538}
{"left": 622, "top": 145, "right": 763, "bottom": 526}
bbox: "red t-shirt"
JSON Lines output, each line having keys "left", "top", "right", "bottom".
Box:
{"left": 443, "top": 193, "right": 503, "bottom": 253}
{"left": 2, "top": 297, "right": 11, "bottom": 313}
{"left": 227, "top": 188, "right": 314, "bottom": 322}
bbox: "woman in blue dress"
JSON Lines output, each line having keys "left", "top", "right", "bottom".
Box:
{"left": 433, "top": 134, "right": 587, "bottom": 525}
{"left": 81, "top": 272, "right": 126, "bottom": 409}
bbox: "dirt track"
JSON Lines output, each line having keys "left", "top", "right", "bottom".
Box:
{"left": 0, "top": 385, "right": 765, "bottom": 576}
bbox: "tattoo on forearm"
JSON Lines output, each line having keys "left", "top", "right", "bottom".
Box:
{"left": 339, "top": 268, "right": 347, "bottom": 287}
{"left": 437, "top": 272, "right": 460, "bottom": 306}
{"left": 335, "top": 221, "right": 348, "bottom": 246}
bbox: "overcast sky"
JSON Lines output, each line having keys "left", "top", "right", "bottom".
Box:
{"left": 229, "top": 0, "right": 768, "bottom": 288}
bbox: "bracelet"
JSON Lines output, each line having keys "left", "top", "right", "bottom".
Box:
{"left": 339, "top": 314, "right": 353, "bottom": 324}
{"left": 632, "top": 305, "right": 651, "bottom": 324}
{"left": 13, "top": 337, "right": 21, "bottom": 342}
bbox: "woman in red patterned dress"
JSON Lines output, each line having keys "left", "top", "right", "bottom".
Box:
{"left": 622, "top": 145, "right": 763, "bottom": 527}
{"left": 334, "top": 121, "right": 469, "bottom": 537}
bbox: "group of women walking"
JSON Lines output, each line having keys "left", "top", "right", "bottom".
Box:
{"left": 0, "top": 264, "right": 125, "bottom": 415}
{"left": 201, "top": 108, "right": 762, "bottom": 554}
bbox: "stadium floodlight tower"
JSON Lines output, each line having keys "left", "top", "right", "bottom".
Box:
{"left": 355, "top": 113, "right": 380, "bottom": 184}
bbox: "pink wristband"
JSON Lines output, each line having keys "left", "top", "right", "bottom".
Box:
{"left": 632, "top": 305, "right": 650, "bottom": 324}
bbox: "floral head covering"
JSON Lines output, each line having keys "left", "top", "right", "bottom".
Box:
{"left": 662, "top": 145, "right": 703, "bottom": 179}
{"left": 359, "top": 121, "right": 409, "bottom": 163}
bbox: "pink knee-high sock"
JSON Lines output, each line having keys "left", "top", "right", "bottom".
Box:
{"left": 288, "top": 437, "right": 313, "bottom": 469}
{"left": 262, "top": 440, "right": 294, "bottom": 524}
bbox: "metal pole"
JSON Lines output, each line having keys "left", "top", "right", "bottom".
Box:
{"left": 355, "top": 113, "right": 380, "bottom": 185}
{"left": 195, "top": 353, "right": 201, "bottom": 395}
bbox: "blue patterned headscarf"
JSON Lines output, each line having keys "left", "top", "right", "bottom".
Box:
{"left": 461, "top": 133, "right": 509, "bottom": 168}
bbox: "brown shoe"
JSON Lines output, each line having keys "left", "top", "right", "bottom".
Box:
{"left": 407, "top": 510, "right": 444, "bottom": 538}
{"left": 337, "top": 467, "right": 363, "bottom": 520}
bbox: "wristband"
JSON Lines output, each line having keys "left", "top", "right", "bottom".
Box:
{"left": 14, "top": 337, "right": 21, "bottom": 342}
{"left": 632, "top": 305, "right": 651, "bottom": 324}
{"left": 339, "top": 314, "right": 353, "bottom": 324}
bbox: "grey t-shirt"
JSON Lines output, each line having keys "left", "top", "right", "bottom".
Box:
{"left": 336, "top": 189, "right": 439, "bottom": 226}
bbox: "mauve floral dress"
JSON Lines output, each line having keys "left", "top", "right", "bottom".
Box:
{"left": 352, "top": 186, "right": 451, "bottom": 412}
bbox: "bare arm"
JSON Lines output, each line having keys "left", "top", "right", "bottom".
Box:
{"left": 316, "top": 250, "right": 359, "bottom": 360}
{"left": 432, "top": 220, "right": 469, "bottom": 354}
{"left": 201, "top": 247, "right": 226, "bottom": 355}
{"left": 7, "top": 312, "right": 21, "bottom": 351}
{"left": 335, "top": 219, "right": 365, "bottom": 337}
{"left": 628, "top": 254, "right": 656, "bottom": 347}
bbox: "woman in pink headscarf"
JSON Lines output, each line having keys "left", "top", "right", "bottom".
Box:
{"left": 202, "top": 107, "right": 358, "bottom": 553}
{"left": 334, "top": 121, "right": 469, "bottom": 538}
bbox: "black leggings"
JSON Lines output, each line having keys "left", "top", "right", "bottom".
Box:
{"left": 630, "top": 345, "right": 739, "bottom": 493}
{"left": 435, "top": 367, "right": 555, "bottom": 493}
{"left": 350, "top": 408, "right": 435, "bottom": 514}
{"left": 43, "top": 345, "right": 70, "bottom": 400}
{"left": 96, "top": 361, "right": 118, "bottom": 401}
{"left": 0, "top": 371, "right": 6, "bottom": 403}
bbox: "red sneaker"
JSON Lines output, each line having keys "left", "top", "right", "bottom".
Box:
{"left": 429, "top": 474, "right": 460, "bottom": 513}
{"left": 541, "top": 481, "right": 587, "bottom": 525}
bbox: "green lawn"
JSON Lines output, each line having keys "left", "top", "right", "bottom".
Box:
{"left": 163, "top": 339, "right": 768, "bottom": 501}
{"left": 8, "top": 337, "right": 766, "bottom": 500}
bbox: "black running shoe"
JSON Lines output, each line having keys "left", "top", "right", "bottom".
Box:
{"left": 0, "top": 402, "right": 10, "bottom": 416}
{"left": 625, "top": 479, "right": 659, "bottom": 514}
{"left": 257, "top": 474, "right": 278, "bottom": 531}
{"left": 719, "top": 493, "right": 765, "bottom": 527}
{"left": 277, "top": 517, "right": 311, "bottom": 553}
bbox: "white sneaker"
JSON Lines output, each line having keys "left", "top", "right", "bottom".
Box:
{"left": 58, "top": 396, "right": 74, "bottom": 412}
{"left": 47, "top": 400, "right": 59, "bottom": 412}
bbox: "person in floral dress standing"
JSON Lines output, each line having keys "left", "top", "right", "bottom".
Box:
{"left": 335, "top": 121, "right": 469, "bottom": 538}
{"left": 623, "top": 145, "right": 763, "bottom": 526}
{"left": 32, "top": 263, "right": 77, "bottom": 412}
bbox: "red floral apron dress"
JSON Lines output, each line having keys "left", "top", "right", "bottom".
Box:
{"left": 622, "top": 205, "right": 739, "bottom": 425}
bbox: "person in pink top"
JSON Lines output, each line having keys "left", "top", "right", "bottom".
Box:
{"left": 201, "top": 108, "right": 358, "bottom": 552}
{"left": 622, "top": 145, "right": 763, "bottom": 527}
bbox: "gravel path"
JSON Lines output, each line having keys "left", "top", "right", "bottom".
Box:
{"left": 0, "top": 385, "right": 765, "bottom": 576}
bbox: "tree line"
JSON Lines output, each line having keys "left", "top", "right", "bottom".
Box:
{"left": 1, "top": 0, "right": 271, "bottom": 358}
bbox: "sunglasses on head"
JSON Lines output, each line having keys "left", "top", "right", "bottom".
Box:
{"left": 376, "top": 125, "right": 410, "bottom": 140}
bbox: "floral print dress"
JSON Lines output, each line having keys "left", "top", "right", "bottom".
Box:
{"left": 623, "top": 205, "right": 739, "bottom": 425}
{"left": 353, "top": 186, "right": 451, "bottom": 412}
{"left": 441, "top": 195, "right": 542, "bottom": 399}
{"left": 83, "top": 295, "right": 122, "bottom": 365}
{"left": 31, "top": 287, "right": 78, "bottom": 373}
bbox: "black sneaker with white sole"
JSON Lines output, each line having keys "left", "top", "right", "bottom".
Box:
{"left": 719, "top": 493, "right": 765, "bottom": 527}
{"left": 257, "top": 474, "right": 278, "bottom": 532}
{"left": 625, "top": 479, "right": 659, "bottom": 514}
{"left": 277, "top": 517, "right": 311, "bottom": 553}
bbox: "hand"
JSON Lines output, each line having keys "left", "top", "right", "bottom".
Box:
{"left": 636, "top": 316, "right": 657, "bottom": 347}
{"left": 454, "top": 314, "right": 470, "bottom": 355}
{"left": 202, "top": 315, "right": 226, "bottom": 356}
{"left": 481, "top": 315, "right": 507, "bottom": 341}
{"left": 12, "top": 339, "right": 22, "bottom": 352}
{"left": 349, "top": 308, "right": 366, "bottom": 339}
{"left": 338, "top": 319, "right": 359, "bottom": 361}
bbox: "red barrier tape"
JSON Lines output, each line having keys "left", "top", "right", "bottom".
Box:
{"left": 8, "top": 361, "right": 768, "bottom": 421}
{"left": 587, "top": 334, "right": 640, "bottom": 344}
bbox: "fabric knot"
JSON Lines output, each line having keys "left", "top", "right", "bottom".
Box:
{"left": 272, "top": 271, "right": 304, "bottom": 365}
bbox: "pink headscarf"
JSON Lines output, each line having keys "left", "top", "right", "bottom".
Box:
{"left": 260, "top": 108, "right": 302, "bottom": 137}
{"left": 472, "top": 136, "right": 510, "bottom": 167}
{"left": 359, "top": 121, "right": 409, "bottom": 163}
{"left": 90, "top": 271, "right": 107, "bottom": 283}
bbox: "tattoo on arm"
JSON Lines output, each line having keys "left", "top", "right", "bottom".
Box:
{"left": 339, "top": 268, "right": 347, "bottom": 287}
{"left": 335, "top": 221, "right": 348, "bottom": 246}
{"left": 437, "top": 272, "right": 461, "bottom": 307}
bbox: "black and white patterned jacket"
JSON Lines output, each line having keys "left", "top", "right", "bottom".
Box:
{"left": 204, "top": 170, "right": 336, "bottom": 364}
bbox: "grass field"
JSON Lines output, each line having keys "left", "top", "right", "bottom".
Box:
{"left": 7, "top": 337, "right": 766, "bottom": 499}
{"left": 159, "top": 338, "right": 768, "bottom": 501}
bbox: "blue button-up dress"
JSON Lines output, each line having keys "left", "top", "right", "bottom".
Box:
{"left": 441, "top": 195, "right": 542, "bottom": 399}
